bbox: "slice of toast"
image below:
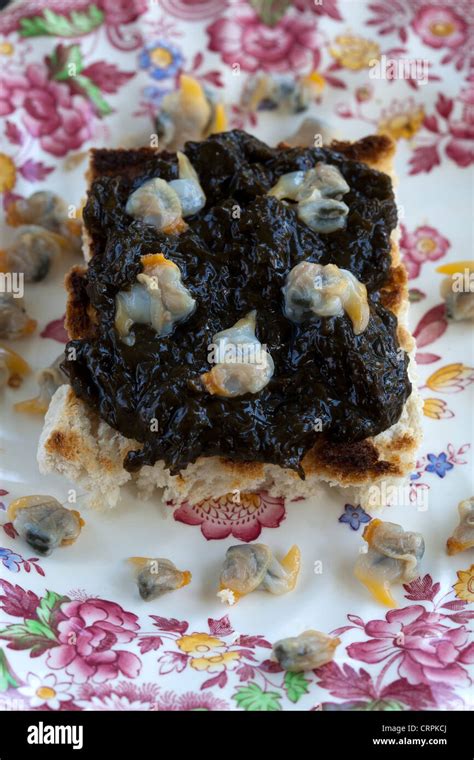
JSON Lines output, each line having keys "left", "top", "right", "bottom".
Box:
{"left": 38, "top": 134, "right": 422, "bottom": 509}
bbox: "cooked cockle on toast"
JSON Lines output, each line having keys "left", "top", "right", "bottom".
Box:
{"left": 38, "top": 130, "right": 422, "bottom": 509}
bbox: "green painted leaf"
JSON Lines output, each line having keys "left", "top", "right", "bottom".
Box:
{"left": 0, "top": 624, "right": 57, "bottom": 656}
{"left": 0, "top": 650, "right": 18, "bottom": 691}
{"left": 349, "top": 699, "right": 406, "bottom": 711}
{"left": 233, "top": 682, "right": 282, "bottom": 711}
{"left": 36, "top": 590, "right": 67, "bottom": 629}
{"left": 73, "top": 75, "right": 114, "bottom": 117}
{"left": 284, "top": 671, "right": 310, "bottom": 703}
{"left": 49, "top": 44, "right": 84, "bottom": 81}
{"left": 0, "top": 618, "right": 56, "bottom": 641}
{"left": 375, "top": 700, "right": 405, "bottom": 711}
{"left": 19, "top": 5, "right": 104, "bottom": 38}
{"left": 249, "top": 0, "right": 291, "bottom": 26}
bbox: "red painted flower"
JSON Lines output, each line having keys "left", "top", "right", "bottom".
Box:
{"left": 412, "top": 5, "right": 467, "bottom": 49}
{"left": 207, "top": 4, "right": 321, "bottom": 73}
{"left": 347, "top": 605, "right": 473, "bottom": 688}
{"left": 445, "top": 86, "right": 474, "bottom": 168}
{"left": 400, "top": 224, "right": 449, "bottom": 279}
{"left": 0, "top": 64, "right": 93, "bottom": 157}
{"left": 170, "top": 491, "right": 286, "bottom": 541}
{"left": 46, "top": 599, "right": 141, "bottom": 683}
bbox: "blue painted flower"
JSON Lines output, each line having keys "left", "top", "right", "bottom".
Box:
{"left": 139, "top": 41, "right": 184, "bottom": 81}
{"left": 142, "top": 85, "right": 170, "bottom": 106}
{"left": 425, "top": 452, "right": 454, "bottom": 478}
{"left": 339, "top": 504, "right": 372, "bottom": 531}
{"left": 410, "top": 472, "right": 421, "bottom": 481}
{"left": 0, "top": 547, "right": 22, "bottom": 572}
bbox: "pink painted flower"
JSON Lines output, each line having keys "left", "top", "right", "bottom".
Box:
{"left": 445, "top": 87, "right": 474, "bottom": 168}
{"left": 98, "top": 0, "right": 147, "bottom": 26}
{"left": 207, "top": 4, "right": 321, "bottom": 73}
{"left": 158, "top": 0, "right": 228, "bottom": 21}
{"left": 46, "top": 599, "right": 141, "bottom": 683}
{"left": 0, "top": 64, "right": 93, "bottom": 157}
{"left": 77, "top": 680, "right": 158, "bottom": 710}
{"left": 294, "top": 0, "right": 342, "bottom": 20}
{"left": 412, "top": 5, "right": 467, "bottom": 49}
{"left": 155, "top": 690, "right": 229, "bottom": 710}
{"left": 171, "top": 491, "right": 286, "bottom": 541}
{"left": 347, "top": 605, "right": 473, "bottom": 688}
{"left": 400, "top": 224, "right": 449, "bottom": 279}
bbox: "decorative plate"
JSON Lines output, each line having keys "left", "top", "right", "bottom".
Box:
{"left": 0, "top": 0, "right": 472, "bottom": 712}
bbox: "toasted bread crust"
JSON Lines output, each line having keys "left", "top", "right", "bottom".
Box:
{"left": 39, "top": 135, "right": 422, "bottom": 507}
{"left": 64, "top": 266, "right": 96, "bottom": 340}
{"left": 330, "top": 134, "right": 396, "bottom": 170}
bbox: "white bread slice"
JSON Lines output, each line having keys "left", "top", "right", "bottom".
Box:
{"left": 37, "top": 136, "right": 423, "bottom": 510}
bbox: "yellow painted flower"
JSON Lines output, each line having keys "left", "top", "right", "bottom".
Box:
{"left": 425, "top": 363, "right": 474, "bottom": 393}
{"left": 330, "top": 35, "right": 380, "bottom": 70}
{"left": 0, "top": 153, "right": 16, "bottom": 193}
{"left": 176, "top": 632, "right": 225, "bottom": 656}
{"left": 190, "top": 651, "right": 241, "bottom": 673}
{"left": 0, "top": 42, "right": 14, "bottom": 56}
{"left": 423, "top": 398, "right": 453, "bottom": 420}
{"left": 177, "top": 632, "right": 241, "bottom": 673}
{"left": 378, "top": 101, "right": 425, "bottom": 141}
{"left": 453, "top": 565, "right": 474, "bottom": 602}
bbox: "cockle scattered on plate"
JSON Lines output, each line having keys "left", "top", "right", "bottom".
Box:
{"left": 0, "top": 344, "right": 30, "bottom": 389}
{"left": 0, "top": 293, "right": 36, "bottom": 340}
{"left": 217, "top": 543, "right": 301, "bottom": 605}
{"left": 240, "top": 72, "right": 325, "bottom": 115}
{"left": 7, "top": 495, "right": 84, "bottom": 556}
{"left": 437, "top": 261, "right": 474, "bottom": 322}
{"left": 128, "top": 556, "right": 191, "bottom": 601}
{"left": 446, "top": 497, "right": 474, "bottom": 555}
{"left": 154, "top": 73, "right": 226, "bottom": 150}
{"left": 272, "top": 630, "right": 341, "bottom": 672}
{"left": 1, "top": 191, "right": 83, "bottom": 282}
{"left": 14, "top": 354, "right": 68, "bottom": 414}
{"left": 354, "top": 519, "right": 425, "bottom": 607}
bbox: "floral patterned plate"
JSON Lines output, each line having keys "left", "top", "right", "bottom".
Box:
{"left": 0, "top": 0, "right": 473, "bottom": 711}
